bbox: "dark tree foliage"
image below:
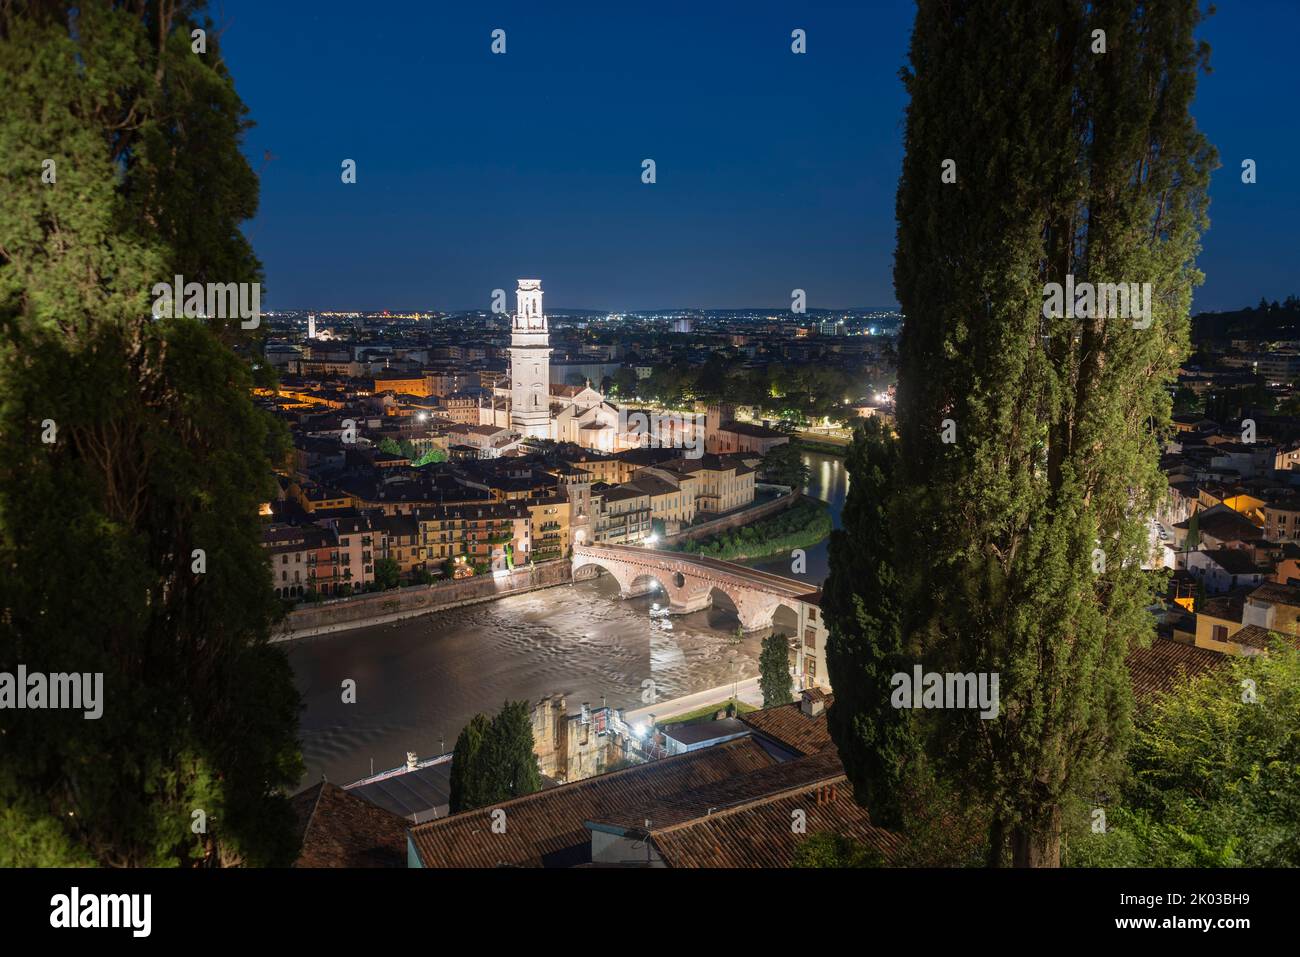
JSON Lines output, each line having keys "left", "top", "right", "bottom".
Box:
{"left": 792, "top": 831, "right": 887, "bottom": 868}
{"left": 759, "top": 632, "right": 793, "bottom": 707}
{"left": 484, "top": 700, "right": 542, "bottom": 801}
{"left": 822, "top": 418, "right": 916, "bottom": 829}
{"left": 448, "top": 702, "right": 541, "bottom": 813}
{"left": 0, "top": 2, "right": 301, "bottom": 866}
{"left": 448, "top": 713, "right": 492, "bottom": 815}
{"left": 886, "top": 0, "right": 1215, "bottom": 866}
{"left": 759, "top": 442, "right": 810, "bottom": 490}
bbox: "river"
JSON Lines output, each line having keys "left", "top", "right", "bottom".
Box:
{"left": 284, "top": 447, "right": 848, "bottom": 789}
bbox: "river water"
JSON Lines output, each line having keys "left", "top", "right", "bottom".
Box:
{"left": 285, "top": 449, "right": 849, "bottom": 788}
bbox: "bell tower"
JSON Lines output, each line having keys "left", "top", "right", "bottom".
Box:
{"left": 509, "top": 279, "right": 552, "bottom": 438}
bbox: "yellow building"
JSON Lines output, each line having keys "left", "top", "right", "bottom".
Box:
{"left": 377, "top": 515, "right": 422, "bottom": 575}
{"left": 373, "top": 375, "right": 430, "bottom": 397}
{"left": 627, "top": 470, "right": 697, "bottom": 534}
{"left": 290, "top": 481, "right": 352, "bottom": 514}
{"left": 527, "top": 495, "right": 571, "bottom": 563}
{"left": 675, "top": 454, "right": 756, "bottom": 516}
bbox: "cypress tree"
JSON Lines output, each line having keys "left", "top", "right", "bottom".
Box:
{"left": 448, "top": 713, "right": 492, "bottom": 814}
{"left": 484, "top": 700, "right": 542, "bottom": 802}
{"left": 759, "top": 632, "right": 794, "bottom": 707}
{"left": 883, "top": 0, "right": 1212, "bottom": 866}
{"left": 823, "top": 418, "right": 915, "bottom": 829}
{"left": 0, "top": 2, "right": 301, "bottom": 865}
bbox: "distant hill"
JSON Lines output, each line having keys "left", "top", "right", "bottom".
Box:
{"left": 1193, "top": 297, "right": 1300, "bottom": 342}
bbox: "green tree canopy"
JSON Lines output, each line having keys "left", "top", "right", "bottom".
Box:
{"left": 1065, "top": 643, "right": 1300, "bottom": 867}
{"left": 759, "top": 633, "right": 793, "bottom": 707}
{"left": 759, "top": 442, "right": 810, "bottom": 490}
{"left": 823, "top": 418, "right": 915, "bottom": 829}
{"left": 448, "top": 713, "right": 492, "bottom": 815}
{"left": 830, "top": 0, "right": 1216, "bottom": 867}
{"left": 448, "top": 702, "right": 541, "bottom": 813}
{"left": 0, "top": 1, "right": 302, "bottom": 866}
{"left": 792, "top": 831, "right": 887, "bottom": 868}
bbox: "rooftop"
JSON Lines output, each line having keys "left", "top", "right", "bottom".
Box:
{"left": 290, "top": 781, "right": 408, "bottom": 868}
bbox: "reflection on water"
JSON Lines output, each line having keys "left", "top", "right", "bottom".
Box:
{"left": 745, "top": 448, "right": 849, "bottom": 584}
{"left": 285, "top": 574, "right": 796, "bottom": 789}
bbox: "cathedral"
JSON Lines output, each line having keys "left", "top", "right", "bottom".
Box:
{"left": 481, "top": 279, "right": 624, "bottom": 449}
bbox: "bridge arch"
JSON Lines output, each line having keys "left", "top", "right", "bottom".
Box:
{"left": 572, "top": 543, "right": 817, "bottom": 633}
{"left": 629, "top": 571, "right": 669, "bottom": 598}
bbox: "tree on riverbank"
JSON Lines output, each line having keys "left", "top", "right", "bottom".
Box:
{"left": 760, "top": 443, "right": 810, "bottom": 490}
{"left": 448, "top": 702, "right": 541, "bottom": 813}
{"left": 449, "top": 714, "right": 492, "bottom": 814}
{"left": 760, "top": 633, "right": 794, "bottom": 707}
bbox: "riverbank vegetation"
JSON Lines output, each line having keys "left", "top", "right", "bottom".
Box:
{"left": 656, "top": 699, "right": 757, "bottom": 727}
{"left": 679, "top": 496, "right": 831, "bottom": 561}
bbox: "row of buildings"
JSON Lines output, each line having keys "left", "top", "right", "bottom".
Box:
{"left": 262, "top": 436, "right": 765, "bottom": 598}
{"left": 1153, "top": 351, "right": 1300, "bottom": 658}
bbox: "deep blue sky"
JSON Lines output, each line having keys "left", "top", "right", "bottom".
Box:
{"left": 217, "top": 1, "right": 1298, "bottom": 312}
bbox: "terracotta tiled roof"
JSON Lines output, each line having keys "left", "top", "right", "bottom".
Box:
{"left": 1125, "top": 638, "right": 1227, "bottom": 703}
{"left": 648, "top": 773, "right": 904, "bottom": 868}
{"left": 290, "top": 782, "right": 409, "bottom": 868}
{"left": 1198, "top": 591, "right": 1247, "bottom": 623}
{"left": 739, "top": 697, "right": 835, "bottom": 756}
{"left": 1229, "top": 624, "right": 1300, "bottom": 651}
{"left": 1247, "top": 581, "right": 1300, "bottom": 606}
{"left": 408, "top": 736, "right": 776, "bottom": 868}
{"left": 597, "top": 747, "right": 847, "bottom": 830}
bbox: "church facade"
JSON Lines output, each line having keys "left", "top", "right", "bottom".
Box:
{"left": 483, "top": 279, "right": 625, "bottom": 448}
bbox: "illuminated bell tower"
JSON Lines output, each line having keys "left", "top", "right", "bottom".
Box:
{"left": 509, "top": 279, "right": 552, "bottom": 438}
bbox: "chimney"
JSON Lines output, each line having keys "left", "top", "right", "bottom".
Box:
{"left": 405, "top": 751, "right": 418, "bottom": 771}
{"left": 800, "top": 689, "right": 824, "bottom": 717}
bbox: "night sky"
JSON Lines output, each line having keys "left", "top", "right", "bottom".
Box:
{"left": 218, "top": 1, "right": 1299, "bottom": 313}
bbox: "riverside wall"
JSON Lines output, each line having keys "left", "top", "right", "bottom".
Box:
{"left": 274, "top": 560, "right": 598, "bottom": 642}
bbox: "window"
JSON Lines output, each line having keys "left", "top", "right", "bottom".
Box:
{"left": 1211, "top": 624, "right": 1229, "bottom": 643}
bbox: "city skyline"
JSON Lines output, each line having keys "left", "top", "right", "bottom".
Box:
{"left": 220, "top": 1, "right": 1299, "bottom": 313}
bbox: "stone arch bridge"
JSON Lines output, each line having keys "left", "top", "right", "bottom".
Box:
{"left": 572, "top": 542, "right": 823, "bottom": 634}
